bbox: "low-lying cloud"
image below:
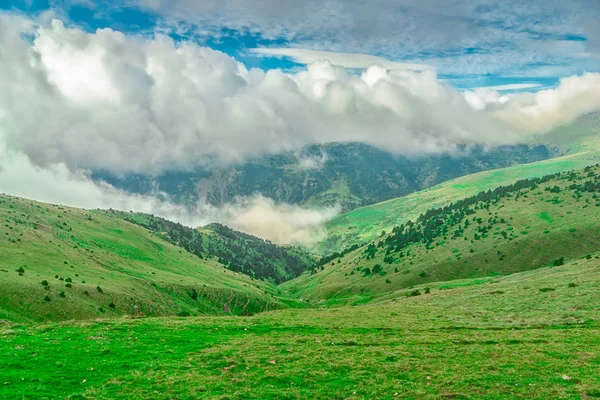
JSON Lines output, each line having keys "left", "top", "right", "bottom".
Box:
{"left": 0, "top": 149, "right": 337, "bottom": 246}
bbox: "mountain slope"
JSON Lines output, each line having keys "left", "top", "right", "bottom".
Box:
{"left": 284, "top": 165, "right": 600, "bottom": 301}
{"left": 99, "top": 210, "right": 316, "bottom": 283}
{"left": 0, "top": 195, "right": 299, "bottom": 323}
{"left": 95, "top": 142, "right": 554, "bottom": 212}
{"left": 319, "top": 148, "right": 600, "bottom": 255}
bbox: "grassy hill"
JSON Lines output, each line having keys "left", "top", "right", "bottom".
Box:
{"left": 98, "top": 210, "right": 315, "bottom": 283}
{"left": 0, "top": 195, "right": 301, "bottom": 323}
{"left": 285, "top": 165, "right": 600, "bottom": 302}
{"left": 2, "top": 253, "right": 599, "bottom": 399}
{"left": 319, "top": 149, "right": 600, "bottom": 255}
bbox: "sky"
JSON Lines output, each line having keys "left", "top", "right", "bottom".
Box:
{"left": 0, "top": 0, "right": 599, "bottom": 244}
{"left": 3, "top": 0, "right": 600, "bottom": 89}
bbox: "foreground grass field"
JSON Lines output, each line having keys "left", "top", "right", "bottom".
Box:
{"left": 1, "top": 254, "right": 599, "bottom": 399}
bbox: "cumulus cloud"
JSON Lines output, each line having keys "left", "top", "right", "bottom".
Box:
{"left": 2, "top": 14, "right": 600, "bottom": 177}
{"left": 491, "top": 73, "right": 600, "bottom": 133}
{"left": 0, "top": 14, "right": 515, "bottom": 175}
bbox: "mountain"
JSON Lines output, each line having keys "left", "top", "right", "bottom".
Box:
{"left": 94, "top": 142, "right": 555, "bottom": 213}
{"left": 319, "top": 148, "right": 600, "bottom": 255}
{"left": 99, "top": 210, "right": 316, "bottom": 283}
{"left": 283, "top": 164, "right": 600, "bottom": 302}
{"left": 0, "top": 194, "right": 303, "bottom": 323}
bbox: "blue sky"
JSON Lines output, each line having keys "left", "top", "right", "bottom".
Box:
{"left": 2, "top": 0, "right": 600, "bottom": 90}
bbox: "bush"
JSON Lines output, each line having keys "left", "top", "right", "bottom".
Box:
{"left": 424, "top": 287, "right": 430, "bottom": 294}
{"left": 96, "top": 286, "right": 103, "bottom": 293}
{"left": 65, "top": 283, "right": 72, "bottom": 288}
{"left": 15, "top": 266, "right": 25, "bottom": 275}
{"left": 65, "top": 278, "right": 72, "bottom": 283}
{"left": 108, "top": 302, "right": 115, "bottom": 309}
{"left": 59, "top": 290, "right": 66, "bottom": 298}
{"left": 408, "top": 289, "right": 422, "bottom": 297}
{"left": 539, "top": 287, "right": 555, "bottom": 293}
{"left": 419, "top": 271, "right": 428, "bottom": 278}
{"left": 177, "top": 310, "right": 191, "bottom": 317}
{"left": 553, "top": 257, "right": 565, "bottom": 266}
{"left": 83, "top": 290, "right": 90, "bottom": 296}
{"left": 372, "top": 264, "right": 383, "bottom": 275}
{"left": 385, "top": 279, "right": 391, "bottom": 284}
{"left": 568, "top": 283, "right": 578, "bottom": 288}
{"left": 41, "top": 280, "right": 49, "bottom": 287}
{"left": 44, "top": 295, "right": 51, "bottom": 302}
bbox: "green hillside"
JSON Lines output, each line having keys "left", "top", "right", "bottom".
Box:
{"left": 319, "top": 150, "right": 600, "bottom": 255}
{"left": 286, "top": 165, "right": 600, "bottom": 302}
{"left": 0, "top": 195, "right": 299, "bottom": 323}
{"left": 98, "top": 210, "right": 315, "bottom": 283}
{"left": 2, "top": 254, "right": 599, "bottom": 399}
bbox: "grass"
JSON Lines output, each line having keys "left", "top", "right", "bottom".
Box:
{"left": 1, "top": 254, "right": 599, "bottom": 399}
{"left": 287, "top": 165, "right": 600, "bottom": 301}
{"left": 0, "top": 195, "right": 297, "bottom": 323}
{"left": 319, "top": 147, "right": 600, "bottom": 255}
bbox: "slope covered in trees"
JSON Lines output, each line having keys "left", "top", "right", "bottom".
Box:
{"left": 285, "top": 164, "right": 600, "bottom": 301}
{"left": 99, "top": 211, "right": 316, "bottom": 283}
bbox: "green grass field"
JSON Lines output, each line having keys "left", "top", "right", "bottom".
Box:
{"left": 0, "top": 195, "right": 296, "bottom": 323}
{"left": 1, "top": 254, "right": 599, "bottom": 399}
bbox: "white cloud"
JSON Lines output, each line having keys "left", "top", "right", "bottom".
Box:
{"left": 198, "top": 195, "right": 339, "bottom": 246}
{"left": 296, "top": 151, "right": 329, "bottom": 170}
{"left": 478, "top": 83, "right": 544, "bottom": 91}
{"left": 249, "top": 48, "right": 431, "bottom": 71}
{"left": 493, "top": 73, "right": 600, "bottom": 133}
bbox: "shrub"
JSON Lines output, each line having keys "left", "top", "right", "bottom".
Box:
{"left": 44, "top": 296, "right": 51, "bottom": 302}
{"left": 372, "top": 264, "right": 383, "bottom": 275}
{"left": 177, "top": 310, "right": 191, "bottom": 317}
{"left": 59, "top": 290, "right": 66, "bottom": 298}
{"left": 65, "top": 283, "right": 72, "bottom": 288}
{"left": 96, "top": 286, "right": 103, "bottom": 293}
{"left": 40, "top": 280, "right": 49, "bottom": 287}
{"left": 108, "top": 302, "right": 115, "bottom": 309}
{"left": 385, "top": 279, "right": 391, "bottom": 284}
{"left": 83, "top": 290, "right": 90, "bottom": 296}
{"left": 424, "top": 287, "right": 430, "bottom": 294}
{"left": 98, "top": 307, "right": 105, "bottom": 313}
{"left": 553, "top": 257, "right": 565, "bottom": 266}
{"left": 568, "top": 283, "right": 578, "bottom": 288}
{"left": 408, "top": 289, "right": 421, "bottom": 297}
{"left": 539, "top": 287, "right": 555, "bottom": 293}
{"left": 65, "top": 278, "right": 72, "bottom": 283}
{"left": 15, "top": 266, "right": 25, "bottom": 275}
{"left": 419, "top": 271, "right": 428, "bottom": 278}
